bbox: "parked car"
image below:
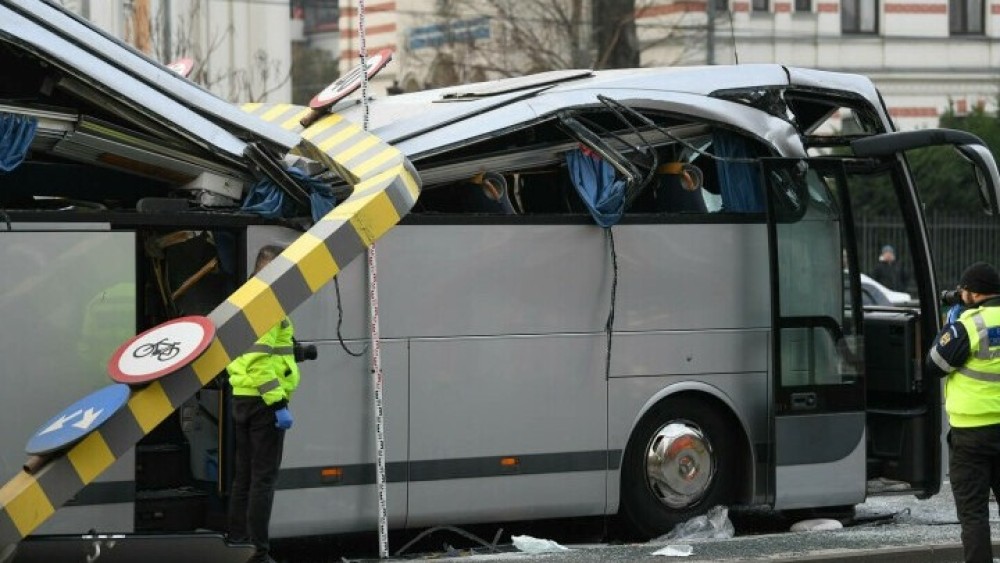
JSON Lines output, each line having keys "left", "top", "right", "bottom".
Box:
{"left": 860, "top": 273, "right": 915, "bottom": 306}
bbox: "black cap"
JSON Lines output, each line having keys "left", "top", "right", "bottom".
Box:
{"left": 959, "top": 262, "right": 1000, "bottom": 294}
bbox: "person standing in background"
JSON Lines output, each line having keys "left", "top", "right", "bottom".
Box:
{"left": 872, "top": 244, "right": 906, "bottom": 291}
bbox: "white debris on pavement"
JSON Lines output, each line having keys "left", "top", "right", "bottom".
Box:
{"left": 652, "top": 506, "right": 735, "bottom": 543}
{"left": 790, "top": 519, "right": 844, "bottom": 532}
{"left": 651, "top": 544, "right": 694, "bottom": 557}
{"left": 511, "top": 535, "right": 570, "bottom": 554}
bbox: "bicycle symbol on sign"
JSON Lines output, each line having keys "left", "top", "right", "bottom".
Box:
{"left": 132, "top": 338, "right": 182, "bottom": 362}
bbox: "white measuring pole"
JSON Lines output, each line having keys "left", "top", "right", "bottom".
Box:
{"left": 357, "top": 0, "right": 389, "bottom": 558}
{"left": 366, "top": 246, "right": 388, "bottom": 559}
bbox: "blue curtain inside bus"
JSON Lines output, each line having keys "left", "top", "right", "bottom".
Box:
{"left": 713, "top": 131, "right": 764, "bottom": 213}
{"left": 241, "top": 167, "right": 336, "bottom": 222}
{"left": 0, "top": 113, "right": 38, "bottom": 172}
{"left": 566, "top": 148, "right": 626, "bottom": 227}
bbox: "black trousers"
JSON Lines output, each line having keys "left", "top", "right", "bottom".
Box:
{"left": 228, "top": 397, "right": 285, "bottom": 559}
{"left": 949, "top": 424, "right": 1000, "bottom": 563}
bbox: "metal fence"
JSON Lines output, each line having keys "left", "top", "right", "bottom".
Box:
{"left": 856, "top": 213, "right": 1000, "bottom": 292}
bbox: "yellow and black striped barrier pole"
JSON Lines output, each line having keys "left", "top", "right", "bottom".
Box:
{"left": 0, "top": 107, "right": 420, "bottom": 553}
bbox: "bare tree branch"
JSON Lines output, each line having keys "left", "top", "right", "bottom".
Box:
{"left": 402, "top": 0, "right": 700, "bottom": 90}
{"left": 133, "top": 0, "right": 291, "bottom": 102}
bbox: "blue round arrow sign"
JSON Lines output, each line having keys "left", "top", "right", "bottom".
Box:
{"left": 26, "top": 384, "right": 130, "bottom": 456}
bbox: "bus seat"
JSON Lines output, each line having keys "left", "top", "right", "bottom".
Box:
{"left": 654, "top": 174, "right": 708, "bottom": 213}
{"left": 462, "top": 174, "right": 516, "bottom": 215}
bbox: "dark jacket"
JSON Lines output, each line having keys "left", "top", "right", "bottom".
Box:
{"left": 872, "top": 260, "right": 905, "bottom": 291}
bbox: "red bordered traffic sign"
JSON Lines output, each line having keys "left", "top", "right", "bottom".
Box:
{"left": 108, "top": 316, "right": 216, "bottom": 385}
{"left": 166, "top": 57, "right": 195, "bottom": 78}
{"left": 309, "top": 48, "right": 393, "bottom": 110}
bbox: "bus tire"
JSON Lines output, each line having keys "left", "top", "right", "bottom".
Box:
{"left": 619, "top": 395, "right": 735, "bottom": 539}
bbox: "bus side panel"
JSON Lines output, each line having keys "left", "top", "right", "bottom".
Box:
{"left": 773, "top": 414, "right": 866, "bottom": 510}
{"left": 270, "top": 336, "right": 409, "bottom": 536}
{"left": 377, "top": 224, "right": 610, "bottom": 338}
{"left": 611, "top": 223, "right": 771, "bottom": 333}
{"left": 0, "top": 229, "right": 136, "bottom": 534}
{"left": 608, "top": 330, "right": 770, "bottom": 378}
{"left": 290, "top": 223, "right": 611, "bottom": 341}
{"left": 407, "top": 334, "right": 608, "bottom": 527}
{"left": 407, "top": 474, "right": 604, "bottom": 528}
{"left": 378, "top": 224, "right": 609, "bottom": 525}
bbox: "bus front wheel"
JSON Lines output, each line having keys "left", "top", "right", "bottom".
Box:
{"left": 619, "top": 395, "right": 735, "bottom": 539}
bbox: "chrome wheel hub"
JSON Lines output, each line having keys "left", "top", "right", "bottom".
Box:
{"left": 645, "top": 421, "right": 715, "bottom": 509}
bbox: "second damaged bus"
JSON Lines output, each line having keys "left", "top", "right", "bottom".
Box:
{"left": 2, "top": 16, "right": 997, "bottom": 545}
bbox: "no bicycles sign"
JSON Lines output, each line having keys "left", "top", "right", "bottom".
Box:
{"left": 108, "top": 316, "right": 216, "bottom": 384}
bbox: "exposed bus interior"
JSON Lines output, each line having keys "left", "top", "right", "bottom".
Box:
{"left": 132, "top": 227, "right": 240, "bottom": 533}
{"left": 0, "top": 104, "right": 253, "bottom": 214}
{"left": 0, "top": 38, "right": 304, "bottom": 216}
{"left": 405, "top": 106, "right": 770, "bottom": 219}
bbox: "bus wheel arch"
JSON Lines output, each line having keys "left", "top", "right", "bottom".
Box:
{"left": 619, "top": 389, "right": 752, "bottom": 539}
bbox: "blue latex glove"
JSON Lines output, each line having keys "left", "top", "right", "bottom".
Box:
{"left": 946, "top": 304, "right": 964, "bottom": 324}
{"left": 275, "top": 407, "right": 293, "bottom": 430}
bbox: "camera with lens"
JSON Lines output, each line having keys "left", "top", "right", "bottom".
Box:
{"left": 293, "top": 340, "right": 318, "bottom": 363}
{"left": 940, "top": 288, "right": 963, "bottom": 307}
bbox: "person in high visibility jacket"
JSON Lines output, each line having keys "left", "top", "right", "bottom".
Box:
{"left": 227, "top": 245, "right": 301, "bottom": 563}
{"left": 926, "top": 261, "right": 1000, "bottom": 563}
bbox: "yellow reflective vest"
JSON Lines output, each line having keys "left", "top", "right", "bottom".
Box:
{"left": 227, "top": 317, "right": 301, "bottom": 406}
{"left": 945, "top": 306, "right": 1000, "bottom": 428}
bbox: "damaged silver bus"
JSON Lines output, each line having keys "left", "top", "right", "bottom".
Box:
{"left": 249, "top": 66, "right": 1000, "bottom": 539}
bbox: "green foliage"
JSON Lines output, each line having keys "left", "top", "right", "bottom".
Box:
{"left": 905, "top": 103, "right": 1000, "bottom": 215}
{"left": 845, "top": 164, "right": 898, "bottom": 217}
{"left": 906, "top": 145, "right": 980, "bottom": 213}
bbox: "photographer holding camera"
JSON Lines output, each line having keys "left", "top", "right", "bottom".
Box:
{"left": 925, "top": 261, "right": 1000, "bottom": 563}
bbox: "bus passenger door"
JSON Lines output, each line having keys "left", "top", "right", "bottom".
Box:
{"left": 762, "top": 159, "right": 867, "bottom": 510}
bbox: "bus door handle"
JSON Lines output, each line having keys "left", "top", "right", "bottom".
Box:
{"left": 790, "top": 392, "right": 818, "bottom": 411}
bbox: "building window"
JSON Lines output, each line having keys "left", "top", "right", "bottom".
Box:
{"left": 795, "top": 0, "right": 812, "bottom": 11}
{"left": 713, "top": 0, "right": 730, "bottom": 11}
{"left": 753, "top": 0, "right": 770, "bottom": 11}
{"left": 950, "top": 0, "right": 984, "bottom": 33}
{"left": 299, "top": 0, "right": 339, "bottom": 34}
{"left": 841, "top": 0, "right": 878, "bottom": 32}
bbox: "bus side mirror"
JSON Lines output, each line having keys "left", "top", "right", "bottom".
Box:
{"left": 955, "top": 143, "right": 1000, "bottom": 216}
